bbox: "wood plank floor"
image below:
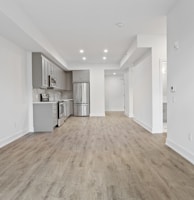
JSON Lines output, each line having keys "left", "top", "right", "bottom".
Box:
{"left": 0, "top": 112, "right": 194, "bottom": 200}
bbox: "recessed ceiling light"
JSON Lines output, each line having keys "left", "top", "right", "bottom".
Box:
{"left": 79, "top": 49, "right": 84, "bottom": 53}
{"left": 102, "top": 56, "right": 107, "bottom": 60}
{"left": 113, "top": 72, "right": 116, "bottom": 75}
{"left": 104, "top": 49, "right": 108, "bottom": 53}
{"left": 82, "top": 57, "right": 86, "bottom": 60}
{"left": 115, "top": 22, "right": 125, "bottom": 28}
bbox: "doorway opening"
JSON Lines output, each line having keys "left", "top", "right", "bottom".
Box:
{"left": 160, "top": 60, "right": 167, "bottom": 132}
{"left": 104, "top": 70, "right": 125, "bottom": 114}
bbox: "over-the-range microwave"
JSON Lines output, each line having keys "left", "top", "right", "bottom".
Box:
{"left": 48, "top": 75, "right": 56, "bottom": 88}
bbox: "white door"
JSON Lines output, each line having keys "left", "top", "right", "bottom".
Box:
{"left": 105, "top": 75, "right": 124, "bottom": 111}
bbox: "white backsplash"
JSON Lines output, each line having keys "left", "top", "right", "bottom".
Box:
{"left": 47, "top": 90, "right": 62, "bottom": 101}
{"left": 61, "top": 91, "right": 73, "bottom": 99}
{"left": 33, "top": 89, "right": 44, "bottom": 102}
{"left": 33, "top": 89, "right": 73, "bottom": 102}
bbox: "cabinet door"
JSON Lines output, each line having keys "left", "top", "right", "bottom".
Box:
{"left": 50, "top": 63, "right": 55, "bottom": 77}
{"left": 63, "top": 101, "right": 68, "bottom": 118}
{"left": 65, "top": 71, "right": 73, "bottom": 90}
{"left": 41, "top": 57, "right": 48, "bottom": 88}
{"left": 52, "top": 103, "right": 58, "bottom": 126}
{"left": 55, "top": 67, "right": 59, "bottom": 89}
{"left": 67, "top": 101, "right": 70, "bottom": 117}
{"left": 58, "top": 68, "right": 62, "bottom": 90}
{"left": 72, "top": 70, "right": 89, "bottom": 83}
{"left": 68, "top": 100, "right": 73, "bottom": 116}
{"left": 55, "top": 68, "right": 65, "bottom": 90}
{"left": 70, "top": 101, "right": 73, "bottom": 115}
{"left": 62, "top": 71, "right": 66, "bottom": 90}
{"left": 48, "top": 61, "right": 52, "bottom": 76}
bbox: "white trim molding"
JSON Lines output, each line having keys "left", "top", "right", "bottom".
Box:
{"left": 166, "top": 138, "right": 194, "bottom": 165}
{"left": 90, "top": 113, "right": 105, "bottom": 117}
{"left": 133, "top": 118, "right": 152, "bottom": 133}
{"left": 0, "top": 130, "right": 28, "bottom": 148}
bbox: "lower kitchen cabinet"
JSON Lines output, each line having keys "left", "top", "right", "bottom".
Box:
{"left": 33, "top": 102, "right": 58, "bottom": 132}
{"left": 69, "top": 100, "right": 73, "bottom": 116}
{"left": 63, "top": 99, "right": 73, "bottom": 119}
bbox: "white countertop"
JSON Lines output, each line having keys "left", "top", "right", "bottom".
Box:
{"left": 61, "top": 99, "right": 73, "bottom": 101}
{"left": 33, "top": 101, "right": 58, "bottom": 104}
{"left": 33, "top": 99, "right": 73, "bottom": 104}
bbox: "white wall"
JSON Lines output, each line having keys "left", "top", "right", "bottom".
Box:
{"left": 133, "top": 53, "right": 152, "bottom": 132}
{"left": 0, "top": 1, "right": 67, "bottom": 69}
{"left": 138, "top": 35, "right": 167, "bottom": 133}
{"left": 27, "top": 52, "right": 33, "bottom": 132}
{"left": 105, "top": 75, "right": 124, "bottom": 111}
{"left": 161, "top": 61, "right": 167, "bottom": 103}
{"left": 124, "top": 67, "right": 134, "bottom": 117}
{"left": 0, "top": 35, "right": 31, "bottom": 147}
{"left": 166, "top": 0, "right": 194, "bottom": 164}
{"left": 128, "top": 67, "right": 134, "bottom": 118}
{"left": 124, "top": 69, "right": 129, "bottom": 116}
{"left": 90, "top": 68, "right": 105, "bottom": 116}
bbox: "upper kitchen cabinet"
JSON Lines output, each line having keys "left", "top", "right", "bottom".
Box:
{"left": 32, "top": 52, "right": 72, "bottom": 90}
{"left": 55, "top": 67, "right": 66, "bottom": 90}
{"left": 32, "top": 53, "right": 49, "bottom": 88}
{"left": 32, "top": 53, "right": 58, "bottom": 89}
{"left": 72, "top": 70, "right": 90, "bottom": 83}
{"left": 65, "top": 71, "right": 73, "bottom": 90}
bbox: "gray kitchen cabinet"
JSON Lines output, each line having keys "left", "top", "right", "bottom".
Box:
{"left": 55, "top": 67, "right": 61, "bottom": 89}
{"left": 62, "top": 69, "right": 66, "bottom": 90}
{"left": 32, "top": 53, "right": 49, "bottom": 88}
{"left": 56, "top": 67, "right": 66, "bottom": 90}
{"left": 63, "top": 101, "right": 68, "bottom": 119}
{"left": 63, "top": 100, "right": 73, "bottom": 119}
{"left": 33, "top": 102, "right": 58, "bottom": 132}
{"left": 69, "top": 100, "right": 73, "bottom": 115}
{"left": 32, "top": 52, "right": 64, "bottom": 89}
{"left": 32, "top": 53, "right": 72, "bottom": 91}
{"left": 66, "top": 101, "right": 71, "bottom": 117}
{"left": 72, "top": 70, "right": 90, "bottom": 83}
{"left": 65, "top": 71, "right": 73, "bottom": 90}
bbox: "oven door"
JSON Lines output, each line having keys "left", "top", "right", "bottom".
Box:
{"left": 48, "top": 75, "right": 56, "bottom": 88}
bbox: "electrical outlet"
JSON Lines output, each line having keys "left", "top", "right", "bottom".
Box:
{"left": 188, "top": 133, "right": 193, "bottom": 141}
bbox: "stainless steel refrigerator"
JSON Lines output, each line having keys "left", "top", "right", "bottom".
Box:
{"left": 73, "top": 82, "right": 90, "bottom": 116}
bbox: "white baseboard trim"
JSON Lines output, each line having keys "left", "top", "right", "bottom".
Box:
{"left": 105, "top": 109, "right": 124, "bottom": 112}
{"left": 133, "top": 118, "right": 152, "bottom": 133}
{"left": 90, "top": 113, "right": 105, "bottom": 117}
{"left": 166, "top": 138, "right": 194, "bottom": 165}
{"left": 0, "top": 130, "right": 29, "bottom": 148}
{"left": 124, "top": 112, "right": 134, "bottom": 118}
{"left": 125, "top": 114, "right": 130, "bottom": 118}
{"left": 124, "top": 112, "right": 129, "bottom": 117}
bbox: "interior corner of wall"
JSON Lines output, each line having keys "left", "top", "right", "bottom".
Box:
{"left": 166, "top": 138, "right": 194, "bottom": 165}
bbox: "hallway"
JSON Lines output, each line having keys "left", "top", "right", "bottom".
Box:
{"left": 0, "top": 112, "right": 194, "bottom": 200}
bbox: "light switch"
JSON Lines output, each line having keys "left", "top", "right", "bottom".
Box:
{"left": 174, "top": 41, "right": 179, "bottom": 50}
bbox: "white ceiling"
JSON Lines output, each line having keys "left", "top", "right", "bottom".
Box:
{"left": 3, "top": 0, "right": 177, "bottom": 68}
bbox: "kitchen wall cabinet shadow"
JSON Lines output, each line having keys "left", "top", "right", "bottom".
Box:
{"left": 65, "top": 71, "right": 73, "bottom": 90}
{"left": 73, "top": 70, "right": 90, "bottom": 83}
